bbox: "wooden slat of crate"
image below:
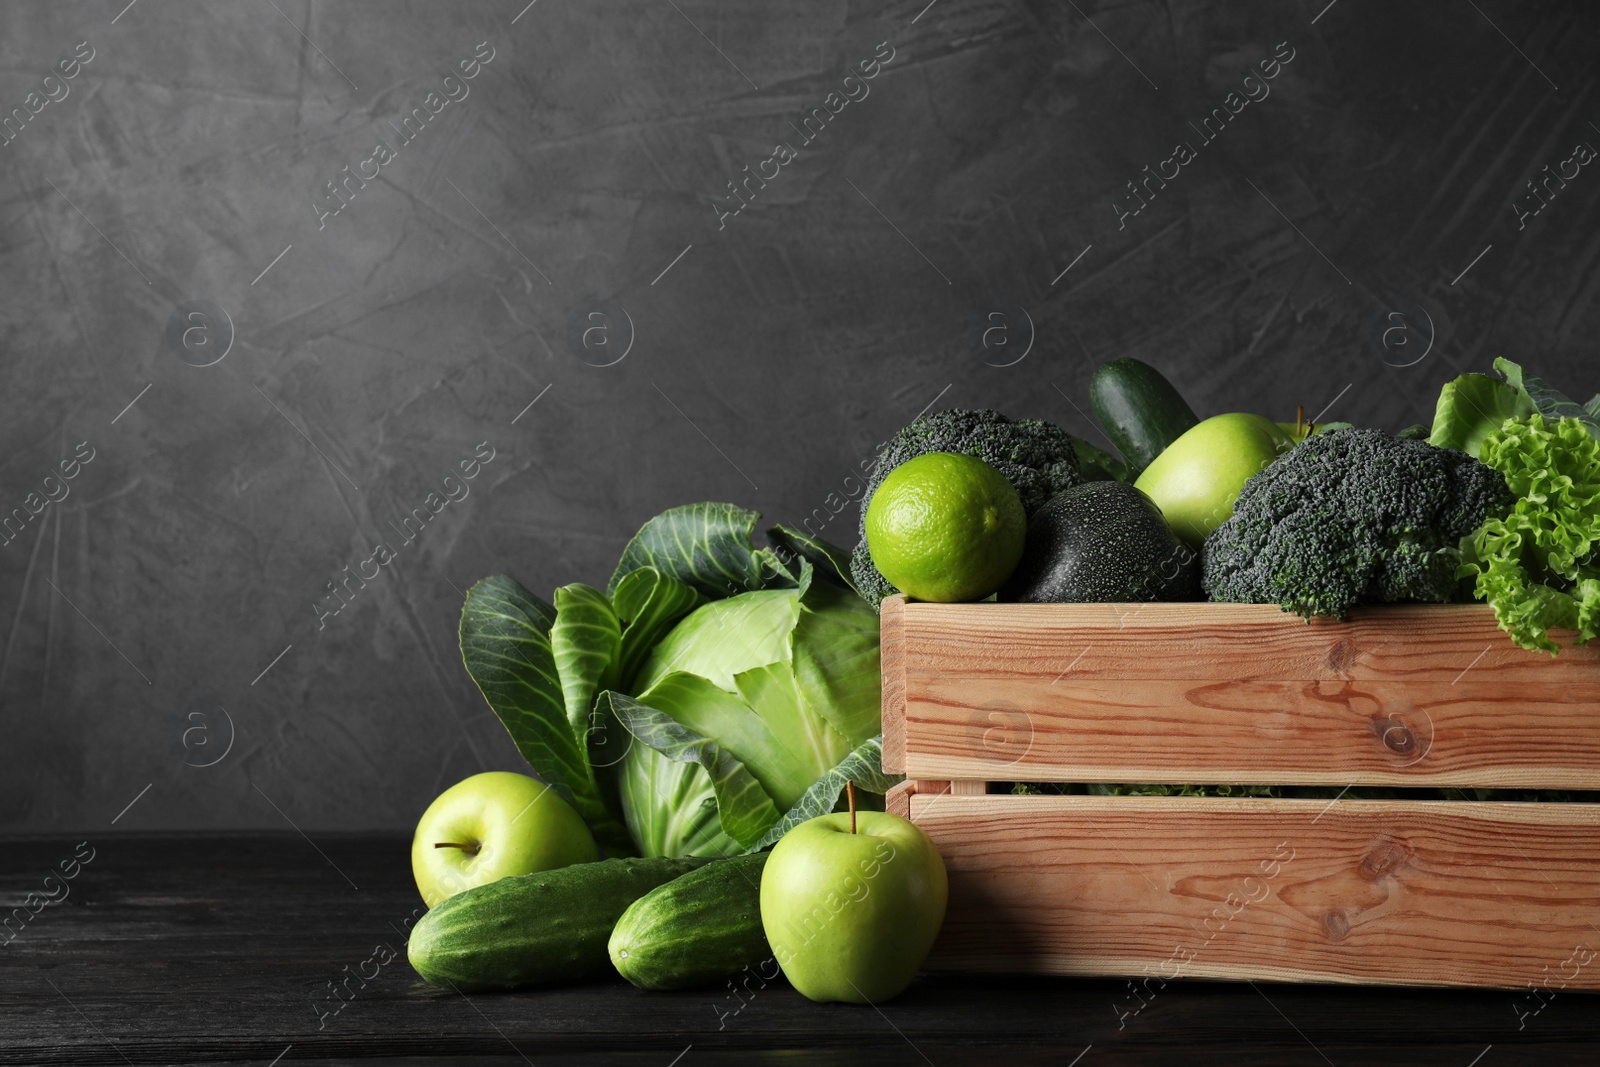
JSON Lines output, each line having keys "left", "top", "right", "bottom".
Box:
{"left": 895, "top": 600, "right": 1600, "bottom": 683}
{"left": 879, "top": 597, "right": 1600, "bottom": 788}
{"left": 907, "top": 791, "right": 1600, "bottom": 990}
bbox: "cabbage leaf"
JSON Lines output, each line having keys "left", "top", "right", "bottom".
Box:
{"left": 1429, "top": 358, "right": 1596, "bottom": 457}
{"left": 550, "top": 584, "right": 620, "bottom": 746}
{"left": 611, "top": 566, "right": 703, "bottom": 692}
{"left": 458, "top": 576, "right": 636, "bottom": 855}
{"left": 1427, "top": 372, "right": 1534, "bottom": 457}
{"left": 602, "top": 690, "right": 782, "bottom": 851}
{"left": 1496, "top": 358, "right": 1600, "bottom": 438}
{"left": 609, "top": 501, "right": 798, "bottom": 600}
{"left": 750, "top": 736, "right": 897, "bottom": 851}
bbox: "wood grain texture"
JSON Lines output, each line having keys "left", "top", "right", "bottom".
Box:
{"left": 886, "top": 602, "right": 1600, "bottom": 786}
{"left": 911, "top": 794, "right": 1600, "bottom": 990}
{"left": 897, "top": 602, "right": 1600, "bottom": 683}
{"left": 885, "top": 779, "right": 914, "bottom": 820}
{"left": 880, "top": 594, "right": 908, "bottom": 774}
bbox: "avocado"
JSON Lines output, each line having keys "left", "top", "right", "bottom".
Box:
{"left": 999, "top": 481, "right": 1201, "bottom": 603}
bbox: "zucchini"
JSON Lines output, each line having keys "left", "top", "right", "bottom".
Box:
{"left": 408, "top": 856, "right": 709, "bottom": 991}
{"left": 1089, "top": 358, "right": 1199, "bottom": 474}
{"left": 609, "top": 852, "right": 770, "bottom": 990}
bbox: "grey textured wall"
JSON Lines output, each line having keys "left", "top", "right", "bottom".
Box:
{"left": 3, "top": 0, "right": 1595, "bottom": 833}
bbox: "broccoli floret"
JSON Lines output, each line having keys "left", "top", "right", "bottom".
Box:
{"left": 850, "top": 408, "right": 1082, "bottom": 606}
{"left": 1202, "top": 427, "right": 1514, "bottom": 619}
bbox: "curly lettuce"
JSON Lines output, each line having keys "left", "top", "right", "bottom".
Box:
{"left": 1460, "top": 414, "right": 1600, "bottom": 654}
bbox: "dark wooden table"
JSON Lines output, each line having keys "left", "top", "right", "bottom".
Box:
{"left": 6, "top": 834, "right": 1599, "bottom": 1065}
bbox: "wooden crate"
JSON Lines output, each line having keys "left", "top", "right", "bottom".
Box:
{"left": 879, "top": 595, "right": 1600, "bottom": 990}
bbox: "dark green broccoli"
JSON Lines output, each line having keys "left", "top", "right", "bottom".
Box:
{"left": 1202, "top": 427, "right": 1514, "bottom": 619}
{"left": 850, "top": 408, "right": 1082, "bottom": 606}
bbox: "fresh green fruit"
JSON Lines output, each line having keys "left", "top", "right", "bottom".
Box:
{"left": 407, "top": 855, "right": 710, "bottom": 991}
{"left": 1090, "top": 358, "right": 1200, "bottom": 474}
{"left": 864, "top": 452, "right": 1027, "bottom": 602}
{"left": 1134, "top": 413, "right": 1294, "bottom": 545}
{"left": 1000, "top": 482, "right": 1199, "bottom": 603}
{"left": 760, "top": 810, "right": 947, "bottom": 1004}
{"left": 411, "top": 771, "right": 599, "bottom": 908}
{"left": 609, "top": 852, "right": 771, "bottom": 990}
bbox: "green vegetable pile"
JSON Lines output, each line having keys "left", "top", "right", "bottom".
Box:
{"left": 459, "top": 503, "right": 896, "bottom": 860}
{"left": 947, "top": 357, "right": 1596, "bottom": 801}
{"left": 1186, "top": 357, "right": 1598, "bottom": 656}
{"left": 412, "top": 355, "right": 1600, "bottom": 1000}
{"left": 848, "top": 408, "right": 1084, "bottom": 606}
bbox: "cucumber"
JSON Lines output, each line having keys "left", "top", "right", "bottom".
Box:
{"left": 408, "top": 856, "right": 709, "bottom": 991}
{"left": 1089, "top": 358, "right": 1199, "bottom": 474}
{"left": 608, "top": 852, "right": 770, "bottom": 991}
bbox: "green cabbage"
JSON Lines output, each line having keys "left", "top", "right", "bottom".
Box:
{"left": 458, "top": 503, "right": 896, "bottom": 858}
{"left": 617, "top": 584, "right": 881, "bottom": 856}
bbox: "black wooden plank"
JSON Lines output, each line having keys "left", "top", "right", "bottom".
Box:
{"left": 4, "top": 834, "right": 1600, "bottom": 1065}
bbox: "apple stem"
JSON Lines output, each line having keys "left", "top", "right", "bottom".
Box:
{"left": 1296, "top": 404, "right": 1305, "bottom": 439}
{"left": 847, "top": 780, "right": 857, "bottom": 835}
{"left": 433, "top": 842, "right": 480, "bottom": 855}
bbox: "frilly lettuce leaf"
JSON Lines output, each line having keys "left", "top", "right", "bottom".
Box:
{"left": 1461, "top": 414, "right": 1600, "bottom": 654}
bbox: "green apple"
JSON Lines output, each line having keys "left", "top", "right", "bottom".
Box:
{"left": 760, "top": 808, "right": 947, "bottom": 1004}
{"left": 1134, "top": 412, "right": 1295, "bottom": 546}
{"left": 1279, "top": 419, "right": 1352, "bottom": 443}
{"left": 411, "top": 771, "right": 598, "bottom": 908}
{"left": 1277, "top": 405, "right": 1314, "bottom": 444}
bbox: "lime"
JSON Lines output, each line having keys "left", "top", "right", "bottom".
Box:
{"left": 865, "top": 452, "right": 1027, "bottom": 602}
